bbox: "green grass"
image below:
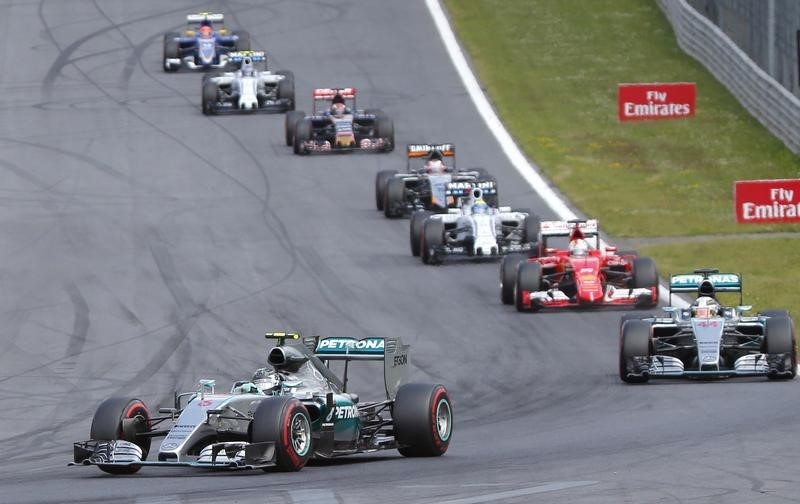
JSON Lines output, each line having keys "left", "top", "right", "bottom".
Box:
{"left": 445, "top": 0, "right": 800, "bottom": 237}
{"left": 641, "top": 238, "right": 800, "bottom": 317}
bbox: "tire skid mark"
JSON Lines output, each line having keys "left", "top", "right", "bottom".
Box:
{"left": 62, "top": 281, "right": 89, "bottom": 358}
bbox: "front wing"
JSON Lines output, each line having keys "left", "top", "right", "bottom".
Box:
{"left": 519, "top": 286, "right": 657, "bottom": 310}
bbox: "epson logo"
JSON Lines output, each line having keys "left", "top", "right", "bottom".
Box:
{"left": 317, "top": 338, "right": 385, "bottom": 351}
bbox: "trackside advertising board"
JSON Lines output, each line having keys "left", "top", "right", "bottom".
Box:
{"left": 618, "top": 83, "right": 696, "bottom": 121}
{"left": 735, "top": 179, "right": 800, "bottom": 224}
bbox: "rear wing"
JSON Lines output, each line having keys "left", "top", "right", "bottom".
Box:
{"left": 187, "top": 13, "right": 224, "bottom": 24}
{"left": 313, "top": 87, "right": 356, "bottom": 100}
{"left": 406, "top": 143, "right": 455, "bottom": 158}
{"left": 228, "top": 50, "right": 265, "bottom": 63}
{"left": 669, "top": 269, "right": 743, "bottom": 304}
{"left": 539, "top": 219, "right": 599, "bottom": 237}
{"left": 304, "top": 336, "right": 410, "bottom": 400}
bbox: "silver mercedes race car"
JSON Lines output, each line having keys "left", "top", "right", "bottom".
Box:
{"left": 71, "top": 333, "right": 453, "bottom": 474}
{"left": 412, "top": 187, "right": 538, "bottom": 264}
{"left": 619, "top": 269, "right": 797, "bottom": 382}
{"left": 201, "top": 51, "right": 294, "bottom": 115}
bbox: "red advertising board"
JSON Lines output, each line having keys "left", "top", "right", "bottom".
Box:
{"left": 618, "top": 82, "right": 696, "bottom": 121}
{"left": 735, "top": 179, "right": 800, "bottom": 223}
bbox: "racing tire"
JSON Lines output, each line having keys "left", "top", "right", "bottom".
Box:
{"left": 383, "top": 177, "right": 406, "bottom": 218}
{"left": 521, "top": 214, "right": 540, "bottom": 247}
{"left": 619, "top": 319, "right": 651, "bottom": 383}
{"left": 760, "top": 309, "right": 791, "bottom": 318}
{"left": 285, "top": 111, "right": 305, "bottom": 146}
{"left": 375, "top": 169, "right": 398, "bottom": 211}
{"left": 632, "top": 257, "right": 659, "bottom": 307}
{"left": 232, "top": 30, "right": 251, "bottom": 51}
{"left": 201, "top": 81, "right": 218, "bottom": 116}
{"left": 619, "top": 313, "right": 656, "bottom": 335}
{"left": 376, "top": 115, "right": 394, "bottom": 152}
{"left": 90, "top": 397, "right": 151, "bottom": 474}
{"left": 293, "top": 119, "right": 312, "bottom": 155}
{"left": 162, "top": 33, "right": 180, "bottom": 72}
{"left": 764, "top": 316, "right": 797, "bottom": 380}
{"left": 393, "top": 383, "right": 452, "bottom": 457}
{"left": 201, "top": 70, "right": 224, "bottom": 84}
{"left": 251, "top": 397, "right": 313, "bottom": 471}
{"left": 421, "top": 218, "right": 445, "bottom": 265}
{"left": 501, "top": 254, "right": 526, "bottom": 305}
{"left": 410, "top": 210, "right": 434, "bottom": 257}
{"left": 276, "top": 71, "right": 295, "bottom": 111}
{"left": 515, "top": 261, "right": 542, "bottom": 311}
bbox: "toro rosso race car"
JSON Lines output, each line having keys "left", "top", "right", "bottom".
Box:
{"left": 163, "top": 13, "right": 250, "bottom": 72}
{"left": 201, "top": 51, "right": 294, "bottom": 115}
{"left": 284, "top": 88, "right": 394, "bottom": 154}
{"left": 71, "top": 333, "right": 452, "bottom": 474}
{"left": 501, "top": 219, "right": 659, "bottom": 311}
{"left": 413, "top": 188, "right": 537, "bottom": 264}
{"left": 619, "top": 269, "right": 797, "bottom": 382}
{"left": 377, "top": 143, "right": 499, "bottom": 218}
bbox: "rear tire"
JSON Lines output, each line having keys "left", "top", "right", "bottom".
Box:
{"left": 501, "top": 254, "right": 526, "bottom": 305}
{"left": 285, "top": 111, "right": 305, "bottom": 146}
{"left": 521, "top": 214, "right": 540, "bottom": 246}
{"left": 375, "top": 170, "right": 398, "bottom": 211}
{"left": 632, "top": 257, "right": 659, "bottom": 307}
{"left": 276, "top": 71, "right": 295, "bottom": 110}
{"left": 232, "top": 30, "right": 251, "bottom": 51}
{"left": 410, "top": 211, "right": 433, "bottom": 257}
{"left": 163, "top": 32, "right": 180, "bottom": 72}
{"left": 764, "top": 316, "right": 797, "bottom": 380}
{"left": 90, "top": 397, "right": 151, "bottom": 474}
{"left": 383, "top": 177, "right": 406, "bottom": 218}
{"left": 251, "top": 397, "right": 312, "bottom": 471}
{"left": 515, "top": 262, "right": 542, "bottom": 311}
{"left": 293, "top": 119, "right": 312, "bottom": 155}
{"left": 394, "top": 383, "right": 452, "bottom": 457}
{"left": 619, "top": 320, "right": 651, "bottom": 383}
{"left": 421, "top": 218, "right": 445, "bottom": 265}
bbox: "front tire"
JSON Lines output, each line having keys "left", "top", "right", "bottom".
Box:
{"left": 162, "top": 32, "right": 179, "bottom": 72}
{"left": 375, "top": 170, "right": 398, "bottom": 211}
{"left": 410, "top": 211, "right": 433, "bottom": 257}
{"left": 764, "top": 316, "right": 797, "bottom": 380}
{"left": 501, "top": 254, "right": 526, "bottom": 305}
{"left": 232, "top": 30, "right": 251, "bottom": 51}
{"left": 421, "top": 218, "right": 445, "bottom": 265}
{"left": 376, "top": 116, "right": 394, "bottom": 152}
{"left": 383, "top": 177, "right": 406, "bottom": 218}
{"left": 394, "top": 383, "right": 452, "bottom": 457}
{"left": 515, "top": 262, "right": 542, "bottom": 311}
{"left": 285, "top": 111, "right": 305, "bottom": 146}
{"left": 251, "top": 397, "right": 313, "bottom": 471}
{"left": 90, "top": 397, "right": 151, "bottom": 474}
{"left": 619, "top": 319, "right": 651, "bottom": 383}
{"left": 202, "top": 81, "right": 218, "bottom": 115}
{"left": 293, "top": 119, "right": 312, "bottom": 155}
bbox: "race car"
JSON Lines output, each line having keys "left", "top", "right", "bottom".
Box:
{"left": 377, "top": 143, "right": 499, "bottom": 218}
{"left": 201, "top": 51, "right": 294, "bottom": 115}
{"left": 163, "top": 13, "right": 250, "bottom": 72}
{"left": 501, "top": 219, "right": 659, "bottom": 311}
{"left": 284, "top": 88, "right": 394, "bottom": 154}
{"left": 414, "top": 188, "right": 537, "bottom": 264}
{"left": 71, "top": 333, "right": 452, "bottom": 474}
{"left": 619, "top": 269, "right": 796, "bottom": 382}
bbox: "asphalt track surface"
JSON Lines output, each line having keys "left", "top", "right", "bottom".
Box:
{"left": 0, "top": 1, "right": 798, "bottom": 503}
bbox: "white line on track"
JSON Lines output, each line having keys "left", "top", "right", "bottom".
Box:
{"left": 436, "top": 481, "right": 598, "bottom": 504}
{"left": 425, "top": 0, "right": 684, "bottom": 307}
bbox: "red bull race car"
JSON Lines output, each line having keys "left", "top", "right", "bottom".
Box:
{"left": 284, "top": 88, "right": 394, "bottom": 155}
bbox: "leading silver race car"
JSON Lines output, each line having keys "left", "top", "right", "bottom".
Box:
{"left": 412, "top": 188, "right": 538, "bottom": 264}
{"left": 71, "top": 333, "right": 453, "bottom": 474}
{"left": 619, "top": 269, "right": 797, "bottom": 382}
{"left": 201, "top": 51, "right": 294, "bottom": 115}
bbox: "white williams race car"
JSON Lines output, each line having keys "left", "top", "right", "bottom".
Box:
{"left": 201, "top": 51, "right": 294, "bottom": 115}
{"left": 413, "top": 188, "right": 538, "bottom": 264}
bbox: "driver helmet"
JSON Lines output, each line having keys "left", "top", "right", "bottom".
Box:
{"left": 472, "top": 199, "right": 489, "bottom": 214}
{"left": 251, "top": 367, "right": 280, "bottom": 394}
{"left": 240, "top": 57, "right": 255, "bottom": 77}
{"left": 569, "top": 238, "right": 589, "bottom": 257}
{"left": 331, "top": 102, "right": 346, "bottom": 118}
{"left": 425, "top": 150, "right": 446, "bottom": 174}
{"left": 199, "top": 24, "right": 213, "bottom": 39}
{"left": 691, "top": 296, "right": 720, "bottom": 318}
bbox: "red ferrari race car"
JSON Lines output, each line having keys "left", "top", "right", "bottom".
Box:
{"left": 500, "top": 219, "right": 659, "bottom": 312}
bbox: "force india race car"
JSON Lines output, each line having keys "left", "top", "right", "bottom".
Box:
{"left": 413, "top": 188, "right": 537, "bottom": 264}
{"left": 619, "top": 269, "right": 797, "bottom": 382}
{"left": 201, "top": 51, "right": 294, "bottom": 115}
{"left": 284, "top": 88, "right": 394, "bottom": 155}
{"left": 377, "top": 143, "right": 499, "bottom": 218}
{"left": 163, "top": 13, "right": 250, "bottom": 72}
{"left": 501, "top": 219, "right": 659, "bottom": 311}
{"left": 71, "top": 333, "right": 452, "bottom": 474}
